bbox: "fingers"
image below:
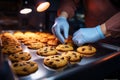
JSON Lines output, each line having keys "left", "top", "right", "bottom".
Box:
{"left": 63, "top": 26, "right": 69, "bottom": 39}
{"left": 72, "top": 30, "right": 85, "bottom": 46}
{"left": 52, "top": 25, "right": 65, "bottom": 43}
{"left": 72, "top": 35, "right": 82, "bottom": 46}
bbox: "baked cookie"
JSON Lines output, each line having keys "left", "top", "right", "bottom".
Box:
{"left": 27, "top": 42, "right": 46, "bottom": 49}
{"left": 1, "top": 32, "right": 23, "bottom": 55}
{"left": 47, "top": 39, "right": 58, "bottom": 46}
{"left": 44, "top": 55, "right": 68, "bottom": 69}
{"left": 56, "top": 44, "right": 74, "bottom": 52}
{"left": 1, "top": 32, "right": 21, "bottom": 46}
{"left": 47, "top": 34, "right": 56, "bottom": 40}
{"left": 13, "top": 31, "right": 25, "bottom": 41}
{"left": 61, "top": 51, "right": 82, "bottom": 63}
{"left": 2, "top": 45, "right": 23, "bottom": 54}
{"left": 77, "top": 45, "right": 96, "bottom": 57}
{"left": 37, "top": 46, "right": 57, "bottom": 56}
{"left": 9, "top": 52, "right": 31, "bottom": 62}
{"left": 11, "top": 61, "right": 38, "bottom": 76}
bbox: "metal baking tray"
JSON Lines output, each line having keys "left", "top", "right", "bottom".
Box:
{"left": 1, "top": 30, "right": 120, "bottom": 80}
{"left": 12, "top": 42, "right": 120, "bottom": 80}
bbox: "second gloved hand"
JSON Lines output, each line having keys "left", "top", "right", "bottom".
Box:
{"left": 52, "top": 16, "right": 69, "bottom": 43}
{"left": 72, "top": 25, "right": 105, "bottom": 46}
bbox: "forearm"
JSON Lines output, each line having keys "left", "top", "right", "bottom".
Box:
{"left": 105, "top": 12, "right": 120, "bottom": 37}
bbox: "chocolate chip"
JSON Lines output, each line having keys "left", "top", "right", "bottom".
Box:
{"left": 82, "top": 48, "right": 85, "bottom": 51}
{"left": 16, "top": 46, "right": 19, "bottom": 48}
{"left": 61, "top": 57, "right": 64, "bottom": 60}
{"left": 72, "top": 53, "right": 76, "bottom": 55}
{"left": 50, "top": 48, "right": 54, "bottom": 50}
{"left": 44, "top": 48, "right": 47, "bottom": 51}
{"left": 55, "top": 59, "right": 60, "bottom": 61}
{"left": 23, "top": 68, "right": 27, "bottom": 72}
{"left": 26, "top": 62, "right": 30, "bottom": 64}
{"left": 49, "top": 62, "right": 53, "bottom": 65}
{"left": 14, "top": 55, "right": 18, "bottom": 58}
{"left": 65, "top": 46, "right": 69, "bottom": 48}
{"left": 51, "top": 56, "right": 54, "bottom": 58}
{"left": 55, "top": 55, "right": 59, "bottom": 57}
{"left": 19, "top": 52, "right": 23, "bottom": 54}
{"left": 21, "top": 57, "right": 25, "bottom": 60}
{"left": 46, "top": 59, "right": 50, "bottom": 61}
{"left": 13, "top": 63, "right": 18, "bottom": 67}
{"left": 69, "top": 56, "right": 71, "bottom": 59}
{"left": 30, "top": 64, "right": 34, "bottom": 66}
{"left": 19, "top": 64, "right": 23, "bottom": 66}
{"left": 28, "top": 54, "right": 30, "bottom": 56}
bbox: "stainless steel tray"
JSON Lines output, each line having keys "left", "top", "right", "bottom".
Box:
{"left": 14, "top": 42, "right": 120, "bottom": 80}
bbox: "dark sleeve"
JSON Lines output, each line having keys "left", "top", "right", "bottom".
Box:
{"left": 57, "top": 0, "right": 80, "bottom": 18}
{"left": 105, "top": 12, "right": 120, "bottom": 37}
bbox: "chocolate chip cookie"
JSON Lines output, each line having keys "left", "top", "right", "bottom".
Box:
{"left": 77, "top": 45, "right": 96, "bottom": 57}
{"left": 9, "top": 52, "right": 31, "bottom": 62}
{"left": 11, "top": 61, "right": 38, "bottom": 76}
{"left": 37, "top": 46, "right": 57, "bottom": 56}
{"left": 44, "top": 55, "right": 68, "bottom": 69}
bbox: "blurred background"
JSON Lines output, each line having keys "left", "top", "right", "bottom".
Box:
{"left": 0, "top": 0, "right": 85, "bottom": 34}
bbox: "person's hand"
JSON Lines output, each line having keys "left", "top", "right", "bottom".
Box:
{"left": 52, "top": 16, "right": 69, "bottom": 43}
{"left": 72, "top": 25, "right": 105, "bottom": 46}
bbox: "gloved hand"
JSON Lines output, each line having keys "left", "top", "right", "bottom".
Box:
{"left": 52, "top": 16, "right": 69, "bottom": 43}
{"left": 72, "top": 25, "right": 105, "bottom": 46}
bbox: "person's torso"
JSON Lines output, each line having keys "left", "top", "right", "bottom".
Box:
{"left": 83, "top": 0, "right": 119, "bottom": 27}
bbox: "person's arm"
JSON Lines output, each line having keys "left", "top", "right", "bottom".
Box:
{"left": 105, "top": 12, "right": 120, "bottom": 37}
{"left": 72, "top": 12, "right": 120, "bottom": 46}
{"left": 58, "top": 0, "right": 80, "bottom": 18}
{"left": 52, "top": 0, "right": 80, "bottom": 43}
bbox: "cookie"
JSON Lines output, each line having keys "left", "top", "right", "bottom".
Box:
{"left": 13, "top": 31, "right": 25, "bottom": 41}
{"left": 61, "top": 51, "right": 82, "bottom": 63}
{"left": 1, "top": 32, "right": 23, "bottom": 55}
{"left": 1, "top": 32, "right": 21, "bottom": 46}
{"left": 9, "top": 52, "right": 31, "bottom": 62}
{"left": 27, "top": 42, "right": 46, "bottom": 49}
{"left": 47, "top": 34, "right": 56, "bottom": 40}
{"left": 11, "top": 61, "right": 38, "bottom": 76}
{"left": 47, "top": 39, "right": 58, "bottom": 46}
{"left": 77, "top": 45, "right": 96, "bottom": 57}
{"left": 56, "top": 44, "right": 74, "bottom": 52}
{"left": 2, "top": 45, "right": 23, "bottom": 54}
{"left": 44, "top": 55, "right": 68, "bottom": 69}
{"left": 37, "top": 46, "right": 57, "bottom": 56}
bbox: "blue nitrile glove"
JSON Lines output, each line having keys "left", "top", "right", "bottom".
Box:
{"left": 72, "top": 25, "right": 105, "bottom": 46}
{"left": 52, "top": 16, "right": 69, "bottom": 43}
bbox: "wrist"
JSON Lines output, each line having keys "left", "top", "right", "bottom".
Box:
{"left": 96, "top": 25, "right": 105, "bottom": 39}
{"left": 100, "top": 24, "right": 111, "bottom": 37}
{"left": 59, "top": 11, "right": 68, "bottom": 19}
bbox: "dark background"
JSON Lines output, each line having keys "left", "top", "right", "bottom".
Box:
{"left": 0, "top": 0, "right": 85, "bottom": 34}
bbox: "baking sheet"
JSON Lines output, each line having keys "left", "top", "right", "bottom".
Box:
{"left": 1, "top": 30, "right": 120, "bottom": 80}
{"left": 16, "top": 43, "right": 118, "bottom": 80}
